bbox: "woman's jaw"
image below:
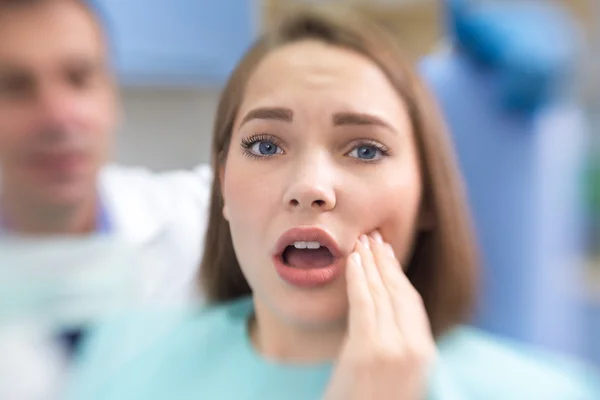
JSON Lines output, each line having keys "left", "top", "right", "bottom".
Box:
{"left": 250, "top": 226, "right": 389, "bottom": 364}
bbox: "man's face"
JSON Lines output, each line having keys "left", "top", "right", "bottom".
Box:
{"left": 0, "top": 1, "right": 117, "bottom": 206}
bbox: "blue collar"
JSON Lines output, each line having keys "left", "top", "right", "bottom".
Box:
{"left": 95, "top": 199, "right": 112, "bottom": 234}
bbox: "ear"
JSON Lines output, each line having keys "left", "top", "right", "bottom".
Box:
{"left": 219, "top": 166, "right": 229, "bottom": 221}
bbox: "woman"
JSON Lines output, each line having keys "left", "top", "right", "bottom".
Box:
{"left": 67, "top": 8, "right": 598, "bottom": 400}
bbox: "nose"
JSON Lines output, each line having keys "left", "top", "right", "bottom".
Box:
{"left": 283, "top": 161, "right": 336, "bottom": 213}
{"left": 38, "top": 84, "right": 79, "bottom": 128}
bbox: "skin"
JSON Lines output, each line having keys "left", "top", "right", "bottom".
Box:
{"left": 220, "top": 39, "right": 431, "bottom": 367}
{"left": 0, "top": 0, "right": 117, "bottom": 234}
{"left": 323, "top": 233, "right": 435, "bottom": 400}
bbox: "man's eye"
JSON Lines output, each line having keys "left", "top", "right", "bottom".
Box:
{"left": 0, "top": 76, "right": 34, "bottom": 99}
{"left": 67, "top": 69, "right": 92, "bottom": 89}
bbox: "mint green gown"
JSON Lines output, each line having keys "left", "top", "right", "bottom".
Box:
{"left": 66, "top": 297, "right": 599, "bottom": 400}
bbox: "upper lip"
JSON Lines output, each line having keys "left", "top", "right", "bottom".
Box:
{"left": 32, "top": 151, "right": 84, "bottom": 162}
{"left": 273, "top": 226, "right": 342, "bottom": 258}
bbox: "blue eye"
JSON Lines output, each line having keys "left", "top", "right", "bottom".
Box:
{"left": 245, "top": 140, "right": 284, "bottom": 157}
{"left": 348, "top": 144, "right": 384, "bottom": 161}
{"left": 253, "top": 141, "right": 280, "bottom": 155}
{"left": 241, "top": 134, "right": 284, "bottom": 158}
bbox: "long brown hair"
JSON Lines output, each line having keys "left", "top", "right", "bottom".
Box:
{"left": 200, "top": 7, "right": 479, "bottom": 338}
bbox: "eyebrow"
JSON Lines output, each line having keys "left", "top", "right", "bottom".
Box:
{"left": 239, "top": 107, "right": 396, "bottom": 134}
{"left": 333, "top": 112, "right": 396, "bottom": 133}
{"left": 240, "top": 107, "right": 294, "bottom": 126}
{"left": 0, "top": 57, "right": 101, "bottom": 76}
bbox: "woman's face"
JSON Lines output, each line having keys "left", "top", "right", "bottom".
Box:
{"left": 222, "top": 40, "right": 424, "bottom": 328}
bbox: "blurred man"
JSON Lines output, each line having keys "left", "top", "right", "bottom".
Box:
{"left": 0, "top": 0, "right": 211, "bottom": 305}
{"left": 0, "top": 2, "right": 212, "bottom": 397}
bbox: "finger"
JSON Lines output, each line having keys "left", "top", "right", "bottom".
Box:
{"left": 369, "top": 232, "right": 410, "bottom": 296}
{"left": 356, "top": 235, "right": 396, "bottom": 336}
{"left": 369, "top": 233, "right": 431, "bottom": 335}
{"left": 356, "top": 235, "right": 384, "bottom": 293}
{"left": 368, "top": 232, "right": 406, "bottom": 332}
{"left": 383, "top": 243, "right": 429, "bottom": 326}
{"left": 346, "top": 251, "right": 375, "bottom": 337}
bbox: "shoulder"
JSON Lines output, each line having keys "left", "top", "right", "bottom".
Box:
{"left": 100, "top": 163, "right": 213, "bottom": 208}
{"left": 76, "top": 297, "right": 252, "bottom": 362}
{"left": 435, "top": 326, "right": 600, "bottom": 399}
{"left": 99, "top": 164, "right": 213, "bottom": 252}
{"left": 67, "top": 298, "right": 253, "bottom": 399}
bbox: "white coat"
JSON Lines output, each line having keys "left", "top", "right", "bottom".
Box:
{"left": 0, "top": 164, "right": 214, "bottom": 400}
{"left": 98, "top": 163, "right": 213, "bottom": 305}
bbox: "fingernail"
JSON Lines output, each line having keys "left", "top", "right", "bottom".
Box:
{"left": 359, "top": 234, "right": 370, "bottom": 249}
{"left": 371, "top": 231, "right": 383, "bottom": 243}
{"left": 351, "top": 252, "right": 362, "bottom": 267}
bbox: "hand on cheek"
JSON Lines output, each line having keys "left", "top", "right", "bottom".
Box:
{"left": 323, "top": 231, "right": 436, "bottom": 400}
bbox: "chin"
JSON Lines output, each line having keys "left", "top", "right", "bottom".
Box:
{"left": 38, "top": 179, "right": 95, "bottom": 207}
{"left": 275, "top": 284, "right": 349, "bottom": 330}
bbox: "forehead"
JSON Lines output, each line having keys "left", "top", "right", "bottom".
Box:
{"left": 241, "top": 40, "right": 405, "bottom": 117}
{"left": 0, "top": 1, "right": 104, "bottom": 69}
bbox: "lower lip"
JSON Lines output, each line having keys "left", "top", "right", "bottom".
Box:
{"left": 273, "top": 255, "right": 344, "bottom": 288}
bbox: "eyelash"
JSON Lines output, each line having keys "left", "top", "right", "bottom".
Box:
{"left": 239, "top": 133, "right": 391, "bottom": 162}
{"left": 349, "top": 139, "right": 391, "bottom": 161}
{"left": 240, "top": 133, "right": 283, "bottom": 159}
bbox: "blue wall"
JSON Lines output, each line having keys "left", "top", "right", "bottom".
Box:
{"left": 91, "top": 0, "right": 257, "bottom": 86}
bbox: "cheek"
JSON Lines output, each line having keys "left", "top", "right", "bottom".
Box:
{"left": 222, "top": 157, "right": 285, "bottom": 286}
{"left": 88, "top": 95, "right": 116, "bottom": 139}
{"left": 222, "top": 156, "right": 281, "bottom": 238}
{"left": 0, "top": 110, "right": 36, "bottom": 157}
{"left": 76, "top": 87, "right": 116, "bottom": 143}
{"left": 367, "top": 171, "right": 422, "bottom": 263}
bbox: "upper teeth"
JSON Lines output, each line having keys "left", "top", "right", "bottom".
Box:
{"left": 293, "top": 241, "right": 321, "bottom": 249}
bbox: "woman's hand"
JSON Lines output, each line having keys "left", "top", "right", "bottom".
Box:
{"left": 322, "top": 231, "right": 436, "bottom": 400}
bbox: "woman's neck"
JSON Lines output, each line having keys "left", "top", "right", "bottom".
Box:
{"left": 250, "top": 298, "right": 347, "bottom": 364}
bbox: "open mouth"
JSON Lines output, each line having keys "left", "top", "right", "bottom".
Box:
{"left": 274, "top": 226, "right": 342, "bottom": 270}
{"left": 273, "top": 226, "right": 344, "bottom": 287}
{"left": 282, "top": 241, "right": 335, "bottom": 269}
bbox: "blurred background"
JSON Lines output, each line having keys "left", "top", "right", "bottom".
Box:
{"left": 111, "top": 0, "right": 597, "bottom": 170}
{"left": 1, "top": 0, "right": 598, "bottom": 396}
{"left": 104, "top": 0, "right": 600, "bottom": 364}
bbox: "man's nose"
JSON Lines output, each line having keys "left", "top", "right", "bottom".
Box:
{"left": 282, "top": 158, "right": 337, "bottom": 213}
{"left": 37, "top": 86, "right": 79, "bottom": 127}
